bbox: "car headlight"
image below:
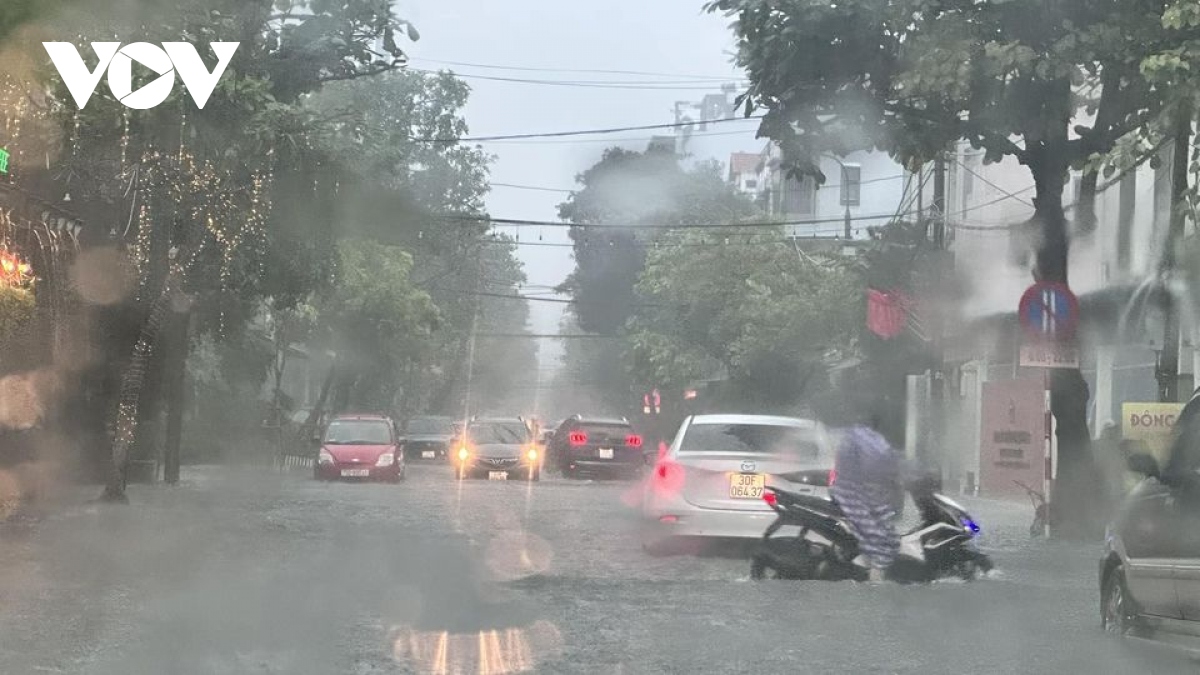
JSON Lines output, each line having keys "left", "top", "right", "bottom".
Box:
{"left": 318, "top": 450, "right": 335, "bottom": 465}
{"left": 457, "top": 447, "right": 470, "bottom": 461}
{"left": 375, "top": 453, "right": 395, "bottom": 467}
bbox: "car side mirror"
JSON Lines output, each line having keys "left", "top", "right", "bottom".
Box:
{"left": 1127, "top": 452, "right": 1159, "bottom": 479}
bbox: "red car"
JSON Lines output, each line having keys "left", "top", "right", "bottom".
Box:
{"left": 314, "top": 414, "right": 405, "bottom": 482}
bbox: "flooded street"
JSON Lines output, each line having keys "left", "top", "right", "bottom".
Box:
{"left": 0, "top": 465, "right": 1187, "bottom": 674}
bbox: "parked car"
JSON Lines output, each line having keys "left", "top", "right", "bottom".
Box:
{"left": 454, "top": 417, "right": 541, "bottom": 481}
{"left": 1100, "top": 387, "right": 1200, "bottom": 641}
{"left": 314, "top": 413, "right": 405, "bottom": 483}
{"left": 640, "top": 414, "right": 835, "bottom": 554}
{"left": 401, "top": 415, "right": 456, "bottom": 461}
{"left": 549, "top": 415, "right": 647, "bottom": 479}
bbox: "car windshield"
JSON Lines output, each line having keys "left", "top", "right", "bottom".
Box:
{"left": 467, "top": 422, "right": 528, "bottom": 445}
{"left": 680, "top": 423, "right": 822, "bottom": 460}
{"left": 323, "top": 420, "right": 392, "bottom": 445}
{"left": 407, "top": 418, "right": 454, "bottom": 436}
{"left": 11, "top": 1, "right": 1189, "bottom": 671}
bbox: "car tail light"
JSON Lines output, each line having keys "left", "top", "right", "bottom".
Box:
{"left": 762, "top": 490, "right": 777, "bottom": 507}
{"left": 568, "top": 431, "right": 588, "bottom": 446}
{"left": 652, "top": 460, "right": 685, "bottom": 495}
{"left": 625, "top": 434, "right": 643, "bottom": 448}
{"left": 828, "top": 466, "right": 837, "bottom": 486}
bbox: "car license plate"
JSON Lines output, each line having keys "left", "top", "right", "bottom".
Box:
{"left": 421, "top": 450, "right": 435, "bottom": 459}
{"left": 729, "top": 473, "right": 765, "bottom": 499}
{"left": 488, "top": 471, "right": 509, "bottom": 481}
{"left": 341, "top": 469, "right": 370, "bottom": 478}
{"left": 598, "top": 448, "right": 614, "bottom": 459}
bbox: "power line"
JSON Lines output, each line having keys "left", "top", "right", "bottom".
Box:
{"left": 492, "top": 182, "right": 575, "bottom": 193}
{"left": 409, "top": 57, "right": 742, "bottom": 81}
{"left": 478, "top": 129, "right": 756, "bottom": 146}
{"left": 407, "top": 67, "right": 748, "bottom": 90}
{"left": 448, "top": 209, "right": 915, "bottom": 230}
{"left": 413, "top": 115, "right": 764, "bottom": 143}
{"left": 476, "top": 333, "right": 620, "bottom": 338}
{"left": 952, "top": 157, "right": 1035, "bottom": 208}
{"left": 490, "top": 172, "right": 906, "bottom": 193}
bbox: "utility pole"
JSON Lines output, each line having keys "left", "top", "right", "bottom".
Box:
{"left": 928, "top": 154, "right": 948, "bottom": 474}
{"left": 1159, "top": 103, "right": 1192, "bottom": 403}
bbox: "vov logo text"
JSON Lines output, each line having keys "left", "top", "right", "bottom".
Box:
{"left": 43, "top": 42, "right": 240, "bottom": 110}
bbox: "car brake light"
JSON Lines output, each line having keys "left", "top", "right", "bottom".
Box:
{"left": 569, "top": 431, "right": 587, "bottom": 446}
{"left": 763, "top": 491, "right": 777, "bottom": 507}
{"left": 625, "top": 434, "right": 643, "bottom": 448}
{"left": 828, "top": 466, "right": 836, "bottom": 486}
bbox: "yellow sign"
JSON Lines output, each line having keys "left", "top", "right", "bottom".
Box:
{"left": 1122, "top": 402, "right": 1184, "bottom": 459}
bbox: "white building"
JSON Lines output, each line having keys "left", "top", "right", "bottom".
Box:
{"left": 939, "top": 136, "right": 1196, "bottom": 495}
{"left": 728, "top": 142, "right": 918, "bottom": 239}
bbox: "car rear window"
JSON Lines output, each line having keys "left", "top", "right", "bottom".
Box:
{"left": 576, "top": 423, "right": 632, "bottom": 442}
{"left": 324, "top": 420, "right": 393, "bottom": 445}
{"left": 680, "top": 423, "right": 822, "bottom": 459}
{"left": 407, "top": 418, "right": 454, "bottom": 435}
{"left": 468, "top": 422, "right": 529, "bottom": 445}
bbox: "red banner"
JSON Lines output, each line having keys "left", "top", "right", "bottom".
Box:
{"left": 867, "top": 288, "right": 909, "bottom": 339}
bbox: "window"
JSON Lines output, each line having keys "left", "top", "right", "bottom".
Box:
{"left": 745, "top": 179, "right": 757, "bottom": 189}
{"left": 781, "top": 176, "right": 816, "bottom": 215}
{"left": 840, "top": 165, "right": 861, "bottom": 206}
{"left": 323, "top": 420, "right": 393, "bottom": 445}
{"left": 680, "top": 423, "right": 824, "bottom": 460}
{"left": 467, "top": 422, "right": 530, "bottom": 445}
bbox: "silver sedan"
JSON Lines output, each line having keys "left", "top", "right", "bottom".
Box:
{"left": 641, "top": 414, "right": 835, "bottom": 552}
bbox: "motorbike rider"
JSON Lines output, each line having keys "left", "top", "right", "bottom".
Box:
{"left": 829, "top": 408, "right": 904, "bottom": 582}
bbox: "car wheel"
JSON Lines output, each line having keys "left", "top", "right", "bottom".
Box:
{"left": 1102, "top": 566, "right": 1137, "bottom": 636}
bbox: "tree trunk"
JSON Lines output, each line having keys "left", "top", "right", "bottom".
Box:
{"left": 1023, "top": 78, "right": 1103, "bottom": 538}
{"left": 162, "top": 304, "right": 191, "bottom": 485}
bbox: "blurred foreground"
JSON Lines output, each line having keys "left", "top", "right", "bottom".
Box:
{"left": 0, "top": 464, "right": 1192, "bottom": 674}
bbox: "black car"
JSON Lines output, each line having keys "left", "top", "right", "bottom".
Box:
{"left": 401, "top": 415, "right": 456, "bottom": 461}
{"left": 549, "top": 415, "right": 647, "bottom": 479}
{"left": 454, "top": 417, "right": 541, "bottom": 481}
{"left": 1101, "top": 387, "right": 1200, "bottom": 642}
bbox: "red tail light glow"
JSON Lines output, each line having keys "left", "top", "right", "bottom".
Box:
{"left": 652, "top": 460, "right": 685, "bottom": 496}
{"left": 625, "top": 434, "right": 643, "bottom": 448}
{"left": 568, "top": 431, "right": 588, "bottom": 446}
{"left": 762, "top": 490, "right": 777, "bottom": 507}
{"left": 828, "top": 466, "right": 837, "bottom": 486}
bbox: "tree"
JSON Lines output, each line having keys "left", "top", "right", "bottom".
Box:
{"left": 26, "top": 0, "right": 422, "bottom": 500}
{"left": 558, "top": 149, "right": 756, "bottom": 333}
{"left": 557, "top": 149, "right": 756, "bottom": 407}
{"left": 629, "top": 229, "right": 859, "bottom": 411}
{"left": 303, "top": 71, "right": 534, "bottom": 418}
{"left": 708, "top": 0, "right": 1175, "bottom": 536}
{"left": 322, "top": 238, "right": 438, "bottom": 413}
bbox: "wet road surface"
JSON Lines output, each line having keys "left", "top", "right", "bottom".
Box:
{"left": 0, "top": 463, "right": 1193, "bottom": 674}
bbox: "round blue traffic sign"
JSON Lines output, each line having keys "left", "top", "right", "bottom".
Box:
{"left": 1018, "top": 282, "right": 1079, "bottom": 339}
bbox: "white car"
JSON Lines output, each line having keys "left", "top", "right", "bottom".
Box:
{"left": 641, "top": 414, "right": 835, "bottom": 553}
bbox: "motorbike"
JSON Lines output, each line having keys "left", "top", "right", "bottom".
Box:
{"left": 750, "top": 479, "right": 993, "bottom": 583}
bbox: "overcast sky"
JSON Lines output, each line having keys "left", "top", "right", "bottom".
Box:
{"left": 402, "top": 1, "right": 756, "bottom": 357}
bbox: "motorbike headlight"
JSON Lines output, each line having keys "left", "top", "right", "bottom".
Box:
{"left": 318, "top": 450, "right": 335, "bottom": 465}
{"left": 375, "top": 453, "right": 395, "bottom": 467}
{"left": 526, "top": 447, "right": 538, "bottom": 462}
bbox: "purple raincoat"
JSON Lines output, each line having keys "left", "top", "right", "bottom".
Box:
{"left": 829, "top": 425, "right": 903, "bottom": 570}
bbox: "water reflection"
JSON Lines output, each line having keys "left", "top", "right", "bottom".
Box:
{"left": 392, "top": 620, "right": 561, "bottom": 675}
